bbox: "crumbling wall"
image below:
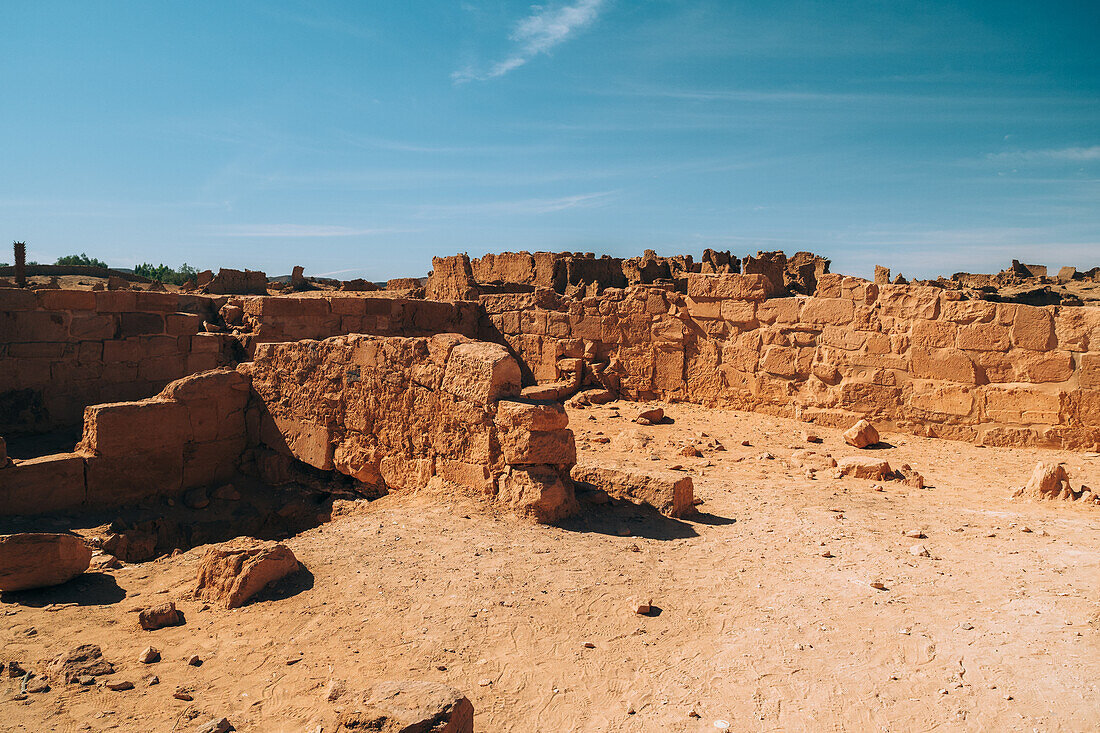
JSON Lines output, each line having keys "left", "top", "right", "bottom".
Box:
{"left": 228, "top": 295, "right": 479, "bottom": 352}
{"left": 479, "top": 273, "right": 1100, "bottom": 450}
{"left": 245, "top": 334, "right": 578, "bottom": 520}
{"left": 0, "top": 288, "right": 231, "bottom": 434}
{"left": 0, "top": 369, "right": 248, "bottom": 515}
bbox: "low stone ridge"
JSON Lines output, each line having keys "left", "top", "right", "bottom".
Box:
{"left": 571, "top": 461, "right": 695, "bottom": 518}
{"left": 194, "top": 539, "right": 300, "bottom": 609}
{"left": 0, "top": 533, "right": 91, "bottom": 592}
{"left": 336, "top": 680, "right": 474, "bottom": 733}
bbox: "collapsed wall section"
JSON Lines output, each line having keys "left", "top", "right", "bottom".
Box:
{"left": 480, "top": 273, "right": 1100, "bottom": 450}
{"left": 244, "top": 334, "right": 579, "bottom": 521}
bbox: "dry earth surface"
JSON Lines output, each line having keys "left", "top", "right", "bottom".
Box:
{"left": 2, "top": 403, "right": 1099, "bottom": 732}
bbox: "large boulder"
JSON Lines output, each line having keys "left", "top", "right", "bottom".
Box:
{"left": 0, "top": 533, "right": 91, "bottom": 592}
{"left": 837, "top": 456, "right": 892, "bottom": 480}
{"left": 337, "top": 680, "right": 474, "bottom": 733}
{"left": 1013, "top": 462, "right": 1096, "bottom": 503}
{"left": 195, "top": 539, "right": 300, "bottom": 609}
{"left": 843, "top": 419, "right": 880, "bottom": 448}
{"left": 571, "top": 462, "right": 694, "bottom": 518}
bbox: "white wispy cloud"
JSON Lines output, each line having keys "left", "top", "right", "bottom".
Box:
{"left": 986, "top": 146, "right": 1100, "bottom": 163}
{"left": 415, "top": 190, "right": 616, "bottom": 217}
{"left": 209, "top": 225, "right": 405, "bottom": 237}
{"left": 453, "top": 0, "right": 606, "bottom": 83}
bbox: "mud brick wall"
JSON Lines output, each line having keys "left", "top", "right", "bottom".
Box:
{"left": 0, "top": 369, "right": 249, "bottom": 516}
{"left": 245, "top": 334, "right": 577, "bottom": 520}
{"left": 229, "top": 295, "right": 479, "bottom": 350}
{"left": 479, "top": 273, "right": 1100, "bottom": 450}
{"left": 0, "top": 288, "right": 232, "bottom": 435}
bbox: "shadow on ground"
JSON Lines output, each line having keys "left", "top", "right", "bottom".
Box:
{"left": 556, "top": 501, "right": 734, "bottom": 540}
{"left": 0, "top": 572, "right": 126, "bottom": 607}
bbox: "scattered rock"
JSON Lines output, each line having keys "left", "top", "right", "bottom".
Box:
{"left": 211, "top": 484, "right": 241, "bottom": 501}
{"left": 336, "top": 680, "right": 473, "bottom": 733}
{"left": 325, "top": 679, "right": 345, "bottom": 702}
{"left": 679, "top": 445, "right": 703, "bottom": 457}
{"left": 106, "top": 679, "right": 134, "bottom": 691}
{"left": 187, "top": 655, "right": 203, "bottom": 667}
{"left": 182, "top": 487, "right": 210, "bottom": 509}
{"left": 903, "top": 529, "right": 926, "bottom": 539}
{"left": 895, "top": 464, "right": 925, "bottom": 489}
{"left": 25, "top": 678, "right": 50, "bottom": 693}
{"left": 836, "top": 456, "right": 892, "bottom": 480}
{"left": 636, "top": 407, "right": 664, "bottom": 424}
{"left": 138, "top": 647, "right": 160, "bottom": 664}
{"left": 633, "top": 599, "right": 653, "bottom": 615}
{"left": 174, "top": 687, "right": 195, "bottom": 701}
{"left": 195, "top": 718, "right": 232, "bottom": 733}
{"left": 843, "top": 419, "right": 880, "bottom": 449}
{"left": 138, "top": 602, "right": 183, "bottom": 631}
{"left": 803, "top": 431, "right": 823, "bottom": 444}
{"left": 909, "top": 544, "right": 931, "bottom": 557}
{"left": 194, "top": 539, "right": 300, "bottom": 609}
{"left": 0, "top": 533, "right": 92, "bottom": 592}
{"left": 49, "top": 644, "right": 115, "bottom": 683}
{"left": 870, "top": 580, "right": 888, "bottom": 590}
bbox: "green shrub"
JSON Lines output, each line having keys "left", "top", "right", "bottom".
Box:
{"left": 55, "top": 252, "right": 108, "bottom": 268}
{"left": 133, "top": 262, "right": 199, "bottom": 285}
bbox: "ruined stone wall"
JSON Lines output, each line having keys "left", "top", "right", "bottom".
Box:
{"left": 245, "top": 334, "right": 578, "bottom": 521}
{"left": 0, "top": 288, "right": 232, "bottom": 435}
{"left": 480, "top": 273, "right": 1100, "bottom": 450}
{"left": 228, "top": 295, "right": 480, "bottom": 352}
{"left": 0, "top": 369, "right": 249, "bottom": 515}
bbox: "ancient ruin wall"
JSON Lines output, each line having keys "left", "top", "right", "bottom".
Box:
{"left": 480, "top": 273, "right": 1100, "bottom": 450}
{"left": 245, "top": 334, "right": 578, "bottom": 520}
{"left": 228, "top": 295, "right": 480, "bottom": 351}
{"left": 0, "top": 289, "right": 232, "bottom": 434}
{"left": 0, "top": 369, "right": 248, "bottom": 515}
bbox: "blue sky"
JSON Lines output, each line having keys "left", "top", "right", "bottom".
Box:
{"left": 3, "top": 1, "right": 1098, "bottom": 280}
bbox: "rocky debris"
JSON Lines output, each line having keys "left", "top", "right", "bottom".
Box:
{"left": 870, "top": 580, "right": 888, "bottom": 590}
{"left": 843, "top": 419, "right": 880, "bottom": 449}
{"left": 138, "top": 601, "right": 184, "bottom": 630}
{"left": 903, "top": 529, "right": 926, "bottom": 539}
{"left": 187, "top": 655, "right": 203, "bottom": 667}
{"left": 566, "top": 388, "right": 615, "bottom": 408}
{"left": 895, "top": 464, "right": 925, "bottom": 489}
{"left": 174, "top": 687, "right": 195, "bottom": 700}
{"left": 101, "top": 529, "right": 158, "bottom": 563}
{"left": 194, "top": 538, "right": 300, "bottom": 609}
{"left": 571, "top": 461, "right": 695, "bottom": 518}
{"left": 836, "top": 456, "right": 892, "bottom": 480}
{"left": 106, "top": 679, "right": 134, "bottom": 691}
{"left": 5, "top": 660, "right": 27, "bottom": 678}
{"left": 634, "top": 599, "right": 653, "bottom": 615}
{"left": 679, "top": 445, "right": 703, "bottom": 457}
{"left": 1013, "top": 462, "right": 1097, "bottom": 503}
{"left": 211, "top": 483, "right": 241, "bottom": 501}
{"left": 0, "top": 533, "right": 91, "bottom": 592}
{"left": 182, "top": 486, "right": 210, "bottom": 509}
{"left": 49, "top": 644, "right": 115, "bottom": 683}
{"left": 788, "top": 449, "right": 837, "bottom": 474}
{"left": 138, "top": 647, "right": 160, "bottom": 664}
{"left": 336, "top": 680, "right": 474, "bottom": 733}
{"left": 910, "top": 544, "right": 931, "bottom": 557}
{"left": 326, "top": 679, "right": 346, "bottom": 702}
{"left": 803, "top": 431, "right": 822, "bottom": 444}
{"left": 195, "top": 717, "right": 232, "bottom": 733}
{"left": 635, "top": 406, "right": 665, "bottom": 425}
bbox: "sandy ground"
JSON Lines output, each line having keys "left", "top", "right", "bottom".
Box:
{"left": 2, "top": 403, "right": 1099, "bottom": 732}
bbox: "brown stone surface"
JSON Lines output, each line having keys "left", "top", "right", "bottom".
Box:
{"left": 0, "top": 533, "right": 91, "bottom": 591}
{"left": 571, "top": 461, "right": 694, "bottom": 517}
{"left": 337, "top": 680, "right": 474, "bottom": 733}
{"left": 194, "top": 539, "right": 300, "bottom": 609}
